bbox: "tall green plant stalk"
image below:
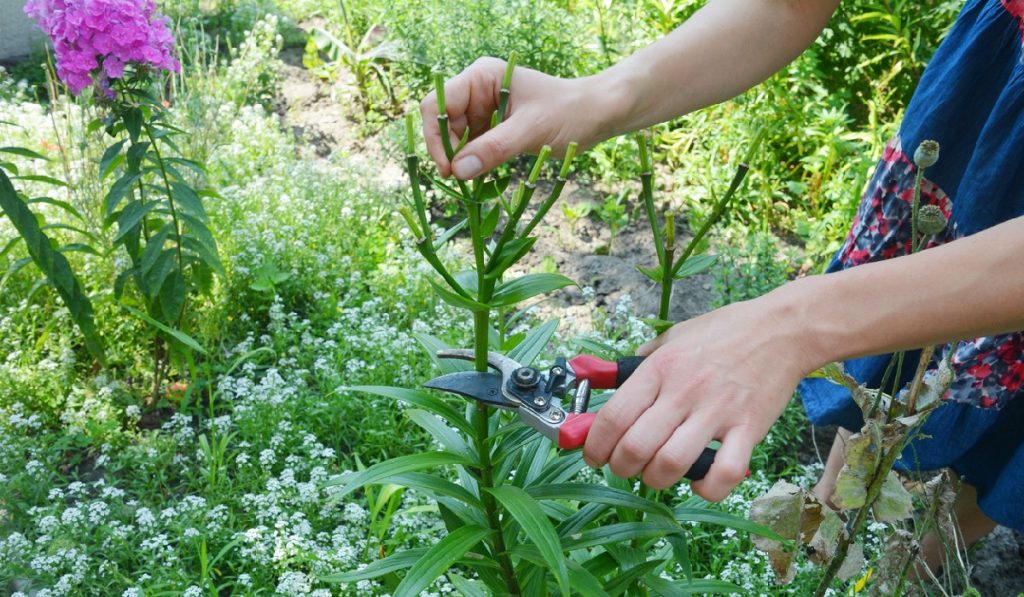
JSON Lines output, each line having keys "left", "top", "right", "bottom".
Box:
{"left": 635, "top": 130, "right": 762, "bottom": 334}
{"left": 329, "top": 61, "right": 784, "bottom": 597}
{"left": 395, "top": 60, "right": 579, "bottom": 594}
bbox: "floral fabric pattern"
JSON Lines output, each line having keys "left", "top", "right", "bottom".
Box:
{"left": 835, "top": 137, "right": 954, "bottom": 266}
{"left": 834, "top": 137, "right": 1023, "bottom": 410}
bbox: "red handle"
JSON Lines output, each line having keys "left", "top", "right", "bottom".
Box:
{"left": 568, "top": 355, "right": 618, "bottom": 388}
{"left": 557, "top": 412, "right": 595, "bottom": 450}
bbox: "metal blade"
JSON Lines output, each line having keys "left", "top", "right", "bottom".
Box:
{"left": 423, "top": 371, "right": 518, "bottom": 410}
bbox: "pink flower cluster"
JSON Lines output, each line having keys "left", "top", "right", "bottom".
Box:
{"left": 24, "top": 0, "right": 180, "bottom": 95}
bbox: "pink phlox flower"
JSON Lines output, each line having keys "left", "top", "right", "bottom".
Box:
{"left": 24, "top": 0, "right": 180, "bottom": 96}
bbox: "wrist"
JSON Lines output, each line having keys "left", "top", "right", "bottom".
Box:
{"left": 575, "top": 67, "right": 639, "bottom": 145}
{"left": 762, "top": 275, "right": 843, "bottom": 377}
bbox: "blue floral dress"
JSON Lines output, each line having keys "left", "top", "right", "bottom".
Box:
{"left": 798, "top": 0, "right": 1024, "bottom": 532}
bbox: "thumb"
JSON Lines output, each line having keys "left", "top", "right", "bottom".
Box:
{"left": 451, "top": 116, "right": 531, "bottom": 180}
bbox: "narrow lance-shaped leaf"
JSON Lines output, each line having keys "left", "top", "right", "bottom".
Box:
{"left": 0, "top": 170, "right": 105, "bottom": 363}
{"left": 526, "top": 483, "right": 675, "bottom": 520}
{"left": 405, "top": 409, "right": 477, "bottom": 463}
{"left": 643, "top": 575, "right": 744, "bottom": 596}
{"left": 604, "top": 559, "right": 666, "bottom": 597}
{"left": 392, "top": 525, "right": 493, "bottom": 597}
{"left": 506, "top": 319, "right": 558, "bottom": 368}
{"left": 491, "top": 272, "right": 575, "bottom": 307}
{"left": 485, "top": 485, "right": 571, "bottom": 597}
{"left": 323, "top": 452, "right": 476, "bottom": 501}
{"left": 321, "top": 548, "right": 427, "bottom": 582}
{"left": 121, "top": 304, "right": 205, "bottom": 354}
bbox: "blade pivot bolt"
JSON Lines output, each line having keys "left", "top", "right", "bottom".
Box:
{"left": 512, "top": 367, "right": 540, "bottom": 389}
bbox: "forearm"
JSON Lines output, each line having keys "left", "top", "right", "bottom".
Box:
{"left": 583, "top": 0, "right": 839, "bottom": 141}
{"left": 774, "top": 216, "right": 1024, "bottom": 369}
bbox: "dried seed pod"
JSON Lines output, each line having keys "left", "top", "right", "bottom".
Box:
{"left": 913, "top": 139, "right": 940, "bottom": 168}
{"left": 915, "top": 204, "right": 948, "bottom": 236}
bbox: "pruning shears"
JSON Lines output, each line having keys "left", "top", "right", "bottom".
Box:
{"left": 425, "top": 350, "right": 717, "bottom": 481}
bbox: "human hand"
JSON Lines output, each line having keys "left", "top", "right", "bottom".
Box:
{"left": 419, "top": 58, "right": 607, "bottom": 179}
{"left": 582, "top": 294, "right": 819, "bottom": 501}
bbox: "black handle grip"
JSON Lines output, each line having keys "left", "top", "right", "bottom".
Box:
{"left": 615, "top": 356, "right": 645, "bottom": 387}
{"left": 684, "top": 447, "right": 717, "bottom": 482}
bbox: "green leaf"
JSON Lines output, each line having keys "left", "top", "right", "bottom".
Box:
{"left": 125, "top": 141, "right": 150, "bottom": 173}
{"left": 27, "top": 196, "right": 83, "bottom": 221}
{"left": 604, "top": 559, "right": 666, "bottom": 597}
{"left": 14, "top": 175, "right": 68, "bottom": 188}
{"left": 142, "top": 249, "right": 175, "bottom": 299}
{"left": 121, "top": 304, "right": 206, "bottom": 354}
{"left": 636, "top": 264, "right": 662, "bottom": 282}
{"left": 170, "top": 181, "right": 208, "bottom": 221}
{"left": 406, "top": 409, "right": 476, "bottom": 463}
{"left": 567, "top": 560, "right": 611, "bottom": 597}
{"left": 113, "top": 200, "right": 157, "bottom": 243}
{"left": 415, "top": 333, "right": 473, "bottom": 373}
{"left": 507, "top": 319, "right": 558, "bottom": 367}
{"left": 485, "top": 485, "right": 570, "bottom": 597}
{"left": 165, "top": 157, "right": 207, "bottom": 177}
{"left": 486, "top": 236, "right": 537, "bottom": 280}
{"left": 672, "top": 253, "right": 717, "bottom": 280}
{"left": 644, "top": 576, "right": 743, "bottom": 596}
{"left": 0, "top": 146, "right": 48, "bottom": 161}
{"left": 526, "top": 484, "right": 675, "bottom": 520}
{"left": 386, "top": 472, "right": 481, "bottom": 509}
{"left": 140, "top": 223, "right": 174, "bottom": 275}
{"left": 447, "top": 573, "right": 489, "bottom": 597}
{"left": 433, "top": 219, "right": 466, "bottom": 250}
{"left": 123, "top": 107, "right": 143, "bottom": 142}
{"left": 393, "top": 525, "right": 492, "bottom": 597}
{"left": 158, "top": 269, "right": 186, "bottom": 323}
{"left": 99, "top": 140, "right": 126, "bottom": 179}
{"left": 475, "top": 176, "right": 510, "bottom": 201}
{"left": 562, "top": 520, "right": 681, "bottom": 552}
{"left": 0, "top": 170, "right": 104, "bottom": 363}
{"left": 673, "top": 506, "right": 784, "bottom": 541}
{"left": 481, "top": 203, "right": 501, "bottom": 237}
{"left": 491, "top": 273, "right": 575, "bottom": 307}
{"left": 429, "top": 279, "right": 487, "bottom": 312}
{"left": 181, "top": 235, "right": 225, "bottom": 278}
{"left": 321, "top": 548, "right": 427, "bottom": 582}
{"left": 103, "top": 172, "right": 142, "bottom": 220}
{"left": 323, "top": 452, "right": 476, "bottom": 501}
{"left": 343, "top": 385, "right": 473, "bottom": 436}
{"left": 0, "top": 236, "right": 22, "bottom": 261}
{"left": 532, "top": 451, "right": 587, "bottom": 486}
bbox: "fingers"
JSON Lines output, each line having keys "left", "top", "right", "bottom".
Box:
{"left": 419, "top": 92, "right": 450, "bottom": 176}
{"left": 691, "top": 429, "right": 755, "bottom": 502}
{"left": 452, "top": 115, "right": 533, "bottom": 179}
{"left": 582, "top": 364, "right": 661, "bottom": 469}
{"left": 420, "top": 57, "right": 505, "bottom": 177}
{"left": 606, "top": 389, "right": 693, "bottom": 479}
{"left": 640, "top": 412, "right": 718, "bottom": 490}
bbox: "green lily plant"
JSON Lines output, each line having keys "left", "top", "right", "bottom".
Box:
{"left": 323, "top": 60, "right": 781, "bottom": 597}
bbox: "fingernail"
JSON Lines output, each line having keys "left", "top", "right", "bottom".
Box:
{"left": 453, "top": 155, "right": 482, "bottom": 179}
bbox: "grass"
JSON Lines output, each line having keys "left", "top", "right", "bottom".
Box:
{"left": 0, "top": 0, "right": 967, "bottom": 595}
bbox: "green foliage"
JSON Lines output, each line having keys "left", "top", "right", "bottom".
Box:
{"left": 382, "top": 0, "right": 589, "bottom": 93}
{"left": 305, "top": 0, "right": 401, "bottom": 116}
{"left": 97, "top": 88, "right": 223, "bottom": 392}
{"left": 0, "top": 168, "right": 105, "bottom": 362}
